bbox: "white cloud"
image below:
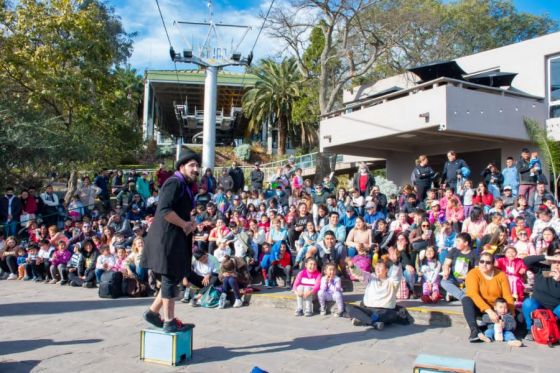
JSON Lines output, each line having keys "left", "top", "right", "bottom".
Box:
{"left": 110, "top": 0, "right": 286, "bottom": 72}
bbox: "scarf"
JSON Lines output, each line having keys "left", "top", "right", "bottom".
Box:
{"left": 173, "top": 171, "right": 194, "bottom": 202}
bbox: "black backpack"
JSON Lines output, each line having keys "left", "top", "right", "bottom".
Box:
{"left": 98, "top": 271, "right": 123, "bottom": 299}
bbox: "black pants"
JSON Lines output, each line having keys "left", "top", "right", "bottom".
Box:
{"left": 461, "top": 296, "right": 484, "bottom": 334}
{"left": 68, "top": 269, "right": 95, "bottom": 286}
{"left": 348, "top": 303, "right": 410, "bottom": 326}
{"left": 0, "top": 256, "right": 18, "bottom": 275}
{"left": 268, "top": 264, "right": 292, "bottom": 285}
{"left": 25, "top": 262, "right": 44, "bottom": 278}
{"left": 415, "top": 183, "right": 430, "bottom": 202}
{"left": 186, "top": 272, "right": 219, "bottom": 295}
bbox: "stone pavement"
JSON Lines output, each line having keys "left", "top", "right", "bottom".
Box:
{"left": 0, "top": 281, "right": 556, "bottom": 373}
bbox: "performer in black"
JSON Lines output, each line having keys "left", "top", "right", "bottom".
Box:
{"left": 142, "top": 149, "right": 200, "bottom": 332}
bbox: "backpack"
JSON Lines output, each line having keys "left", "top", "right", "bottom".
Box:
{"left": 531, "top": 309, "right": 560, "bottom": 347}
{"left": 199, "top": 285, "right": 221, "bottom": 308}
{"left": 98, "top": 271, "right": 123, "bottom": 299}
{"left": 122, "top": 277, "right": 148, "bottom": 297}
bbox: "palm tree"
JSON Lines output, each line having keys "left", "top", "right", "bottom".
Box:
{"left": 242, "top": 58, "right": 301, "bottom": 156}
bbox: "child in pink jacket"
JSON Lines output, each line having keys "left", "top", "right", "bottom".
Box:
{"left": 495, "top": 246, "right": 527, "bottom": 306}
{"left": 292, "top": 257, "right": 321, "bottom": 317}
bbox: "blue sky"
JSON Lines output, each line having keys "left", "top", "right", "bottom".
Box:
{"left": 106, "top": 0, "right": 560, "bottom": 72}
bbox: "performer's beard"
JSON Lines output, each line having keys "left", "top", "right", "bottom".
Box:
{"left": 185, "top": 171, "right": 199, "bottom": 185}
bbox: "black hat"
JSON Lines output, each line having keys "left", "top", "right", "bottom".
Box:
{"left": 175, "top": 149, "right": 201, "bottom": 170}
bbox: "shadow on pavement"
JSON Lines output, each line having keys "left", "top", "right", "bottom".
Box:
{"left": 0, "top": 360, "right": 41, "bottom": 373}
{"left": 0, "top": 298, "right": 152, "bottom": 317}
{"left": 192, "top": 324, "right": 434, "bottom": 364}
{"left": 0, "top": 338, "right": 103, "bottom": 355}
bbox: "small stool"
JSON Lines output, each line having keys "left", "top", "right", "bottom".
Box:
{"left": 413, "top": 354, "right": 476, "bottom": 373}
{"left": 140, "top": 326, "right": 194, "bottom": 366}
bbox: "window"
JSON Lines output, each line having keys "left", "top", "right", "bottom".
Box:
{"left": 549, "top": 56, "right": 560, "bottom": 118}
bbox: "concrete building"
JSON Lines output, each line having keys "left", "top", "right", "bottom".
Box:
{"left": 320, "top": 32, "right": 560, "bottom": 186}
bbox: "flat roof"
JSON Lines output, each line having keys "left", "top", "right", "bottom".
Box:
{"left": 145, "top": 70, "right": 259, "bottom": 87}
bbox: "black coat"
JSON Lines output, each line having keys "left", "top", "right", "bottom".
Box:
{"left": 229, "top": 167, "right": 245, "bottom": 191}
{"left": 413, "top": 165, "right": 435, "bottom": 187}
{"left": 0, "top": 195, "right": 22, "bottom": 222}
{"left": 141, "top": 176, "right": 194, "bottom": 278}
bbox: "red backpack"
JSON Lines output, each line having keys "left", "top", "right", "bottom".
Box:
{"left": 531, "top": 309, "right": 560, "bottom": 347}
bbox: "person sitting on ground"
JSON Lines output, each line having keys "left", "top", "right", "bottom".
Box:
{"left": 267, "top": 241, "right": 292, "bottom": 289}
{"left": 182, "top": 249, "right": 220, "bottom": 305}
{"left": 461, "top": 252, "right": 515, "bottom": 343}
{"left": 218, "top": 256, "right": 243, "bottom": 309}
{"left": 213, "top": 238, "right": 232, "bottom": 263}
{"left": 23, "top": 243, "right": 39, "bottom": 280}
{"left": 294, "top": 221, "right": 318, "bottom": 267}
{"left": 16, "top": 246, "right": 27, "bottom": 280}
{"left": 345, "top": 216, "right": 372, "bottom": 258}
{"left": 71, "top": 239, "right": 99, "bottom": 288}
{"left": 481, "top": 297, "right": 523, "bottom": 347}
{"left": 441, "top": 233, "right": 477, "bottom": 302}
{"left": 318, "top": 262, "right": 345, "bottom": 317}
{"left": 113, "top": 246, "right": 129, "bottom": 274}
{"left": 521, "top": 248, "right": 560, "bottom": 341}
{"left": 292, "top": 257, "right": 322, "bottom": 317}
{"left": 125, "top": 237, "right": 146, "bottom": 282}
{"left": 346, "top": 247, "right": 412, "bottom": 329}
{"left": 65, "top": 244, "right": 83, "bottom": 285}
{"left": 495, "top": 246, "right": 527, "bottom": 306}
{"left": 49, "top": 240, "right": 72, "bottom": 285}
{"left": 418, "top": 246, "right": 442, "bottom": 304}
{"left": 94, "top": 245, "right": 115, "bottom": 284}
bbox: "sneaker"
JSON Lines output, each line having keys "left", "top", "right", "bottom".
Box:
{"left": 191, "top": 298, "right": 200, "bottom": 307}
{"left": 49, "top": 279, "right": 57, "bottom": 284}
{"left": 445, "top": 293, "right": 453, "bottom": 302}
{"left": 284, "top": 282, "right": 291, "bottom": 289}
{"left": 478, "top": 332, "right": 491, "bottom": 343}
{"left": 84, "top": 282, "right": 95, "bottom": 288}
{"left": 60, "top": 280, "right": 68, "bottom": 286}
{"left": 143, "top": 310, "right": 164, "bottom": 328}
{"left": 334, "top": 311, "right": 345, "bottom": 318}
{"left": 524, "top": 333, "right": 534, "bottom": 342}
{"left": 351, "top": 318, "right": 364, "bottom": 326}
{"left": 218, "top": 293, "right": 227, "bottom": 309}
{"left": 162, "top": 319, "right": 195, "bottom": 333}
{"left": 23, "top": 276, "right": 31, "bottom": 281}
{"left": 304, "top": 311, "right": 313, "bottom": 317}
{"left": 7, "top": 274, "right": 18, "bottom": 280}
{"left": 265, "top": 280, "right": 271, "bottom": 289}
{"left": 320, "top": 308, "right": 327, "bottom": 316}
{"left": 0, "top": 272, "right": 8, "bottom": 280}
{"left": 181, "top": 291, "right": 192, "bottom": 303}
{"left": 508, "top": 339, "right": 523, "bottom": 347}
{"left": 294, "top": 309, "right": 304, "bottom": 317}
{"left": 233, "top": 299, "right": 243, "bottom": 308}
{"left": 373, "top": 321, "right": 385, "bottom": 330}
{"left": 468, "top": 330, "right": 481, "bottom": 343}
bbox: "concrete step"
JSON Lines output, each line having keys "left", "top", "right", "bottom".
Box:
{"left": 246, "top": 288, "right": 465, "bottom": 328}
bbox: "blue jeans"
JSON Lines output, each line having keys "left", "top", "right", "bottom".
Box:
{"left": 484, "top": 326, "right": 517, "bottom": 342}
{"left": 522, "top": 297, "right": 560, "bottom": 330}
{"left": 403, "top": 268, "right": 417, "bottom": 293}
{"left": 128, "top": 264, "right": 146, "bottom": 282}
{"left": 441, "top": 277, "right": 465, "bottom": 300}
{"left": 3, "top": 220, "right": 17, "bottom": 237}
{"left": 95, "top": 269, "right": 106, "bottom": 283}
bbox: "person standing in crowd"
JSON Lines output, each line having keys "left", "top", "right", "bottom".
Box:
{"left": 481, "top": 163, "right": 504, "bottom": 199}
{"left": 517, "top": 148, "right": 537, "bottom": 201}
{"left": 111, "top": 170, "right": 125, "bottom": 196}
{"left": 40, "top": 185, "right": 60, "bottom": 228}
{"left": 352, "top": 162, "right": 376, "bottom": 197}
{"left": 441, "top": 151, "right": 468, "bottom": 192}
{"left": 156, "top": 163, "right": 173, "bottom": 190}
{"left": 142, "top": 149, "right": 200, "bottom": 333}
{"left": 413, "top": 155, "right": 436, "bottom": 201}
{"left": 200, "top": 168, "right": 217, "bottom": 194}
{"left": 229, "top": 160, "right": 245, "bottom": 194}
{"left": 94, "top": 169, "right": 110, "bottom": 212}
{"left": 1, "top": 187, "right": 22, "bottom": 237}
{"left": 250, "top": 162, "right": 264, "bottom": 193}
{"left": 502, "top": 156, "right": 519, "bottom": 196}
{"left": 136, "top": 172, "right": 151, "bottom": 202}
{"left": 219, "top": 168, "right": 234, "bottom": 192}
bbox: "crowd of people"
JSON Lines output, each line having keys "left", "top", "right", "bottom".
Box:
{"left": 1, "top": 148, "right": 560, "bottom": 345}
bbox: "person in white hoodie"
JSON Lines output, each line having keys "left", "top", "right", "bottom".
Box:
{"left": 94, "top": 245, "right": 115, "bottom": 283}
{"left": 346, "top": 247, "right": 413, "bottom": 329}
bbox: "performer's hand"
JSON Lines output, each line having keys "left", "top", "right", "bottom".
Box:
{"left": 182, "top": 221, "right": 195, "bottom": 236}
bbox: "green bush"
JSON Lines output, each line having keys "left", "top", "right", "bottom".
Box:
{"left": 235, "top": 144, "right": 252, "bottom": 161}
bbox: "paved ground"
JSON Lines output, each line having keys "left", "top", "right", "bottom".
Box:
{"left": 0, "top": 281, "right": 556, "bottom": 373}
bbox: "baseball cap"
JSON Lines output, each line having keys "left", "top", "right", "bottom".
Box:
{"left": 366, "top": 202, "right": 375, "bottom": 209}
{"left": 503, "top": 185, "right": 512, "bottom": 191}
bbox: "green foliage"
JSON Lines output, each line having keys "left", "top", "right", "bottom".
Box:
{"left": 242, "top": 58, "right": 302, "bottom": 156}
{"left": 234, "top": 144, "right": 252, "bottom": 161}
{"left": 524, "top": 117, "right": 560, "bottom": 200}
{"left": 0, "top": 0, "right": 142, "bottom": 183}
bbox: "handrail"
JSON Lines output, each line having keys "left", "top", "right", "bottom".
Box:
{"left": 322, "top": 76, "right": 545, "bottom": 119}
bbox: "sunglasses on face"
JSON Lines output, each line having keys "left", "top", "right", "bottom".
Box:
{"left": 479, "top": 260, "right": 493, "bottom": 265}
{"left": 421, "top": 224, "right": 430, "bottom": 228}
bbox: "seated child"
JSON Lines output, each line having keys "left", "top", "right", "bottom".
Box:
{"left": 36, "top": 239, "right": 54, "bottom": 282}
{"left": 513, "top": 230, "right": 535, "bottom": 258}
{"left": 214, "top": 238, "right": 232, "bottom": 263}
{"left": 24, "top": 244, "right": 39, "bottom": 280}
{"left": 95, "top": 245, "right": 115, "bottom": 283}
{"left": 292, "top": 257, "right": 321, "bottom": 317}
{"left": 495, "top": 246, "right": 527, "bottom": 306}
{"left": 317, "top": 263, "right": 344, "bottom": 316}
{"left": 347, "top": 245, "right": 371, "bottom": 281}
{"left": 16, "top": 246, "right": 27, "bottom": 280}
{"left": 481, "top": 297, "right": 523, "bottom": 347}
{"left": 49, "top": 240, "right": 72, "bottom": 284}
{"left": 294, "top": 221, "right": 318, "bottom": 267}
{"left": 418, "top": 246, "right": 442, "bottom": 303}
{"left": 65, "top": 244, "right": 83, "bottom": 285}
{"left": 113, "top": 246, "right": 129, "bottom": 274}
{"left": 218, "top": 256, "right": 243, "bottom": 309}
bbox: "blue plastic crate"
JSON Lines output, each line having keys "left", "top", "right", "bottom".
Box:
{"left": 413, "top": 354, "right": 475, "bottom": 373}
{"left": 140, "top": 326, "right": 193, "bottom": 366}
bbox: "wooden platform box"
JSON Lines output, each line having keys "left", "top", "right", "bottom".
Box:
{"left": 413, "top": 354, "right": 475, "bottom": 373}
{"left": 140, "top": 326, "right": 193, "bottom": 366}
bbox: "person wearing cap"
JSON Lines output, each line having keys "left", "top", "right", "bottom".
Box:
{"left": 194, "top": 184, "right": 212, "bottom": 208}
{"left": 228, "top": 160, "right": 245, "bottom": 194}
{"left": 250, "top": 162, "right": 264, "bottom": 193}
{"left": 340, "top": 206, "right": 357, "bottom": 233}
{"left": 363, "top": 202, "right": 384, "bottom": 229}
{"left": 517, "top": 148, "right": 537, "bottom": 201}
{"left": 142, "top": 149, "right": 200, "bottom": 333}
{"left": 227, "top": 195, "right": 247, "bottom": 217}
{"left": 529, "top": 181, "right": 555, "bottom": 212}
{"left": 521, "top": 249, "right": 560, "bottom": 341}
{"left": 501, "top": 185, "right": 515, "bottom": 208}
{"left": 441, "top": 151, "right": 469, "bottom": 192}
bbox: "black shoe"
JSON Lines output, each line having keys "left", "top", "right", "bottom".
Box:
{"left": 468, "top": 330, "right": 481, "bottom": 343}
{"left": 143, "top": 310, "right": 164, "bottom": 328}
{"left": 162, "top": 318, "right": 195, "bottom": 333}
